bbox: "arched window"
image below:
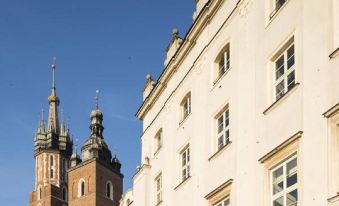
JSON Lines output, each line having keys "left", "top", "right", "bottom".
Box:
{"left": 78, "top": 179, "right": 85, "bottom": 197}
{"left": 50, "top": 155, "right": 54, "bottom": 179}
{"left": 62, "top": 187, "right": 67, "bottom": 201}
{"left": 106, "top": 181, "right": 113, "bottom": 200}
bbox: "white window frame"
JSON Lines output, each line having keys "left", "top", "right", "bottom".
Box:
{"left": 155, "top": 173, "right": 162, "bottom": 205}
{"left": 180, "top": 93, "right": 191, "bottom": 123}
{"left": 272, "top": 41, "right": 295, "bottom": 101}
{"left": 215, "top": 197, "right": 230, "bottom": 206}
{"left": 270, "top": 154, "right": 298, "bottom": 206}
{"left": 269, "top": 0, "right": 287, "bottom": 19}
{"left": 106, "top": 181, "right": 114, "bottom": 200}
{"left": 216, "top": 106, "right": 230, "bottom": 150}
{"left": 214, "top": 43, "right": 230, "bottom": 84}
{"left": 180, "top": 146, "right": 190, "bottom": 181}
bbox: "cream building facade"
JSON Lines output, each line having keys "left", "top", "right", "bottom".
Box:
{"left": 121, "top": 0, "right": 339, "bottom": 206}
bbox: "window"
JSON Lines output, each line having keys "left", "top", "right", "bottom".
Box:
{"left": 215, "top": 43, "right": 230, "bottom": 83}
{"left": 180, "top": 93, "right": 191, "bottom": 123}
{"left": 180, "top": 146, "right": 190, "bottom": 181}
{"left": 154, "top": 129, "right": 163, "bottom": 154}
{"left": 273, "top": 41, "right": 295, "bottom": 101}
{"left": 106, "top": 181, "right": 113, "bottom": 200}
{"left": 271, "top": 155, "right": 298, "bottom": 206}
{"left": 78, "top": 179, "right": 85, "bottom": 197}
{"left": 50, "top": 155, "right": 54, "bottom": 179}
{"left": 62, "top": 187, "right": 67, "bottom": 201}
{"left": 270, "top": 0, "right": 287, "bottom": 19}
{"left": 155, "top": 174, "right": 162, "bottom": 204}
{"left": 216, "top": 107, "right": 230, "bottom": 150}
{"left": 37, "top": 186, "right": 42, "bottom": 200}
{"left": 215, "top": 197, "right": 230, "bottom": 206}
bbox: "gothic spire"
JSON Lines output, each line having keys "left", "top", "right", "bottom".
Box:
{"left": 47, "top": 57, "right": 60, "bottom": 134}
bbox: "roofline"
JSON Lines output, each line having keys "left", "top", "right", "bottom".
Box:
{"left": 135, "top": 0, "right": 230, "bottom": 120}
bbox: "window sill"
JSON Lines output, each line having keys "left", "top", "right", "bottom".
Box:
{"left": 265, "top": 0, "right": 290, "bottom": 29}
{"left": 153, "top": 147, "right": 162, "bottom": 157}
{"left": 155, "top": 200, "right": 163, "bottom": 206}
{"left": 263, "top": 83, "right": 300, "bottom": 115}
{"left": 174, "top": 176, "right": 191, "bottom": 191}
{"left": 211, "top": 67, "right": 232, "bottom": 92}
{"left": 178, "top": 113, "right": 192, "bottom": 128}
{"left": 208, "top": 141, "right": 232, "bottom": 161}
{"left": 329, "top": 47, "right": 339, "bottom": 59}
{"left": 328, "top": 193, "right": 339, "bottom": 203}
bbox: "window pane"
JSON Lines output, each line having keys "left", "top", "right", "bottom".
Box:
{"left": 218, "top": 116, "right": 224, "bottom": 133}
{"left": 287, "top": 189, "right": 298, "bottom": 206}
{"left": 224, "top": 198, "right": 230, "bottom": 206}
{"left": 275, "top": 80, "right": 285, "bottom": 99}
{"left": 225, "top": 130, "right": 230, "bottom": 143}
{"left": 273, "top": 196, "right": 284, "bottom": 206}
{"left": 275, "top": 56, "right": 285, "bottom": 80}
{"left": 287, "top": 45, "right": 295, "bottom": 69}
{"left": 286, "top": 158, "right": 297, "bottom": 187}
{"left": 225, "top": 110, "right": 229, "bottom": 127}
{"left": 287, "top": 71, "right": 295, "bottom": 90}
{"left": 276, "top": 0, "right": 286, "bottom": 10}
{"left": 182, "top": 153, "right": 186, "bottom": 166}
{"left": 218, "top": 135, "right": 224, "bottom": 149}
{"left": 272, "top": 167, "right": 284, "bottom": 195}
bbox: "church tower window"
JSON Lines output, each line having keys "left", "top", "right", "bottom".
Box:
{"left": 106, "top": 181, "right": 113, "bottom": 200}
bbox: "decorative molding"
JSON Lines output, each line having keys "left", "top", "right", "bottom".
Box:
{"left": 323, "top": 102, "right": 339, "bottom": 118}
{"left": 204, "top": 179, "right": 233, "bottom": 200}
{"left": 258, "top": 131, "right": 302, "bottom": 163}
{"left": 329, "top": 47, "right": 339, "bottom": 59}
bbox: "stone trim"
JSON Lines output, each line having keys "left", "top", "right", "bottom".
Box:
{"left": 323, "top": 102, "right": 339, "bottom": 118}
{"left": 204, "top": 179, "right": 233, "bottom": 205}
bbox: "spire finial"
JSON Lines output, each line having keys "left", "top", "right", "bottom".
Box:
{"left": 51, "top": 57, "right": 56, "bottom": 90}
{"left": 95, "top": 90, "right": 100, "bottom": 109}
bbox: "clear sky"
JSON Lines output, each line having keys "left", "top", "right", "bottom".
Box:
{"left": 0, "top": 0, "right": 195, "bottom": 205}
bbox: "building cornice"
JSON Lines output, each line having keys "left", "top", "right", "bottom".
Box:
{"left": 136, "top": 0, "right": 230, "bottom": 120}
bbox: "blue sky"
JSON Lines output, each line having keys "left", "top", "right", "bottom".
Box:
{"left": 0, "top": 0, "right": 194, "bottom": 205}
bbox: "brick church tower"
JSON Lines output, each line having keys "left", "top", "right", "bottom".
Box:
{"left": 29, "top": 62, "right": 73, "bottom": 206}
{"left": 67, "top": 92, "right": 123, "bottom": 206}
{"left": 29, "top": 62, "right": 123, "bottom": 206}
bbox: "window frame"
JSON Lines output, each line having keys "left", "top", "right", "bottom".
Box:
{"left": 215, "top": 106, "right": 230, "bottom": 151}
{"left": 155, "top": 173, "right": 162, "bottom": 205}
{"left": 271, "top": 38, "right": 296, "bottom": 102}
{"left": 215, "top": 196, "right": 230, "bottom": 206}
{"left": 154, "top": 129, "right": 163, "bottom": 155}
{"left": 78, "top": 179, "right": 85, "bottom": 198}
{"left": 270, "top": 154, "right": 298, "bottom": 206}
{"left": 179, "top": 92, "right": 192, "bottom": 124}
{"left": 269, "top": 0, "right": 288, "bottom": 19}
{"left": 214, "top": 43, "right": 231, "bottom": 85}
{"left": 50, "top": 155, "right": 54, "bottom": 179}
{"left": 180, "top": 146, "right": 190, "bottom": 181}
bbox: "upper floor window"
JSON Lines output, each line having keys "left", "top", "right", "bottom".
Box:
{"left": 50, "top": 155, "right": 54, "bottom": 179}
{"left": 78, "top": 179, "right": 85, "bottom": 197}
{"left": 273, "top": 39, "right": 295, "bottom": 101}
{"left": 180, "top": 146, "right": 190, "bottom": 181}
{"left": 180, "top": 92, "right": 191, "bottom": 123}
{"left": 155, "top": 173, "right": 162, "bottom": 204}
{"left": 216, "top": 106, "right": 230, "bottom": 150}
{"left": 215, "top": 43, "right": 230, "bottom": 84}
{"left": 154, "top": 129, "right": 163, "bottom": 154}
{"left": 270, "top": 0, "right": 287, "bottom": 19}
{"left": 271, "top": 155, "right": 298, "bottom": 206}
{"left": 37, "top": 186, "right": 42, "bottom": 200}
{"left": 106, "top": 181, "right": 113, "bottom": 200}
{"left": 215, "top": 197, "right": 230, "bottom": 206}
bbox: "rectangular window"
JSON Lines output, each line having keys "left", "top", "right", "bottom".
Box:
{"left": 273, "top": 42, "right": 295, "bottom": 101}
{"left": 155, "top": 174, "right": 162, "bottom": 204}
{"left": 180, "top": 93, "right": 191, "bottom": 123}
{"left": 181, "top": 146, "right": 190, "bottom": 181}
{"left": 216, "top": 107, "right": 230, "bottom": 150}
{"left": 271, "top": 155, "right": 298, "bottom": 206}
{"left": 215, "top": 197, "right": 230, "bottom": 206}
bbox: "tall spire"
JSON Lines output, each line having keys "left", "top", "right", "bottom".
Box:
{"left": 47, "top": 57, "right": 60, "bottom": 134}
